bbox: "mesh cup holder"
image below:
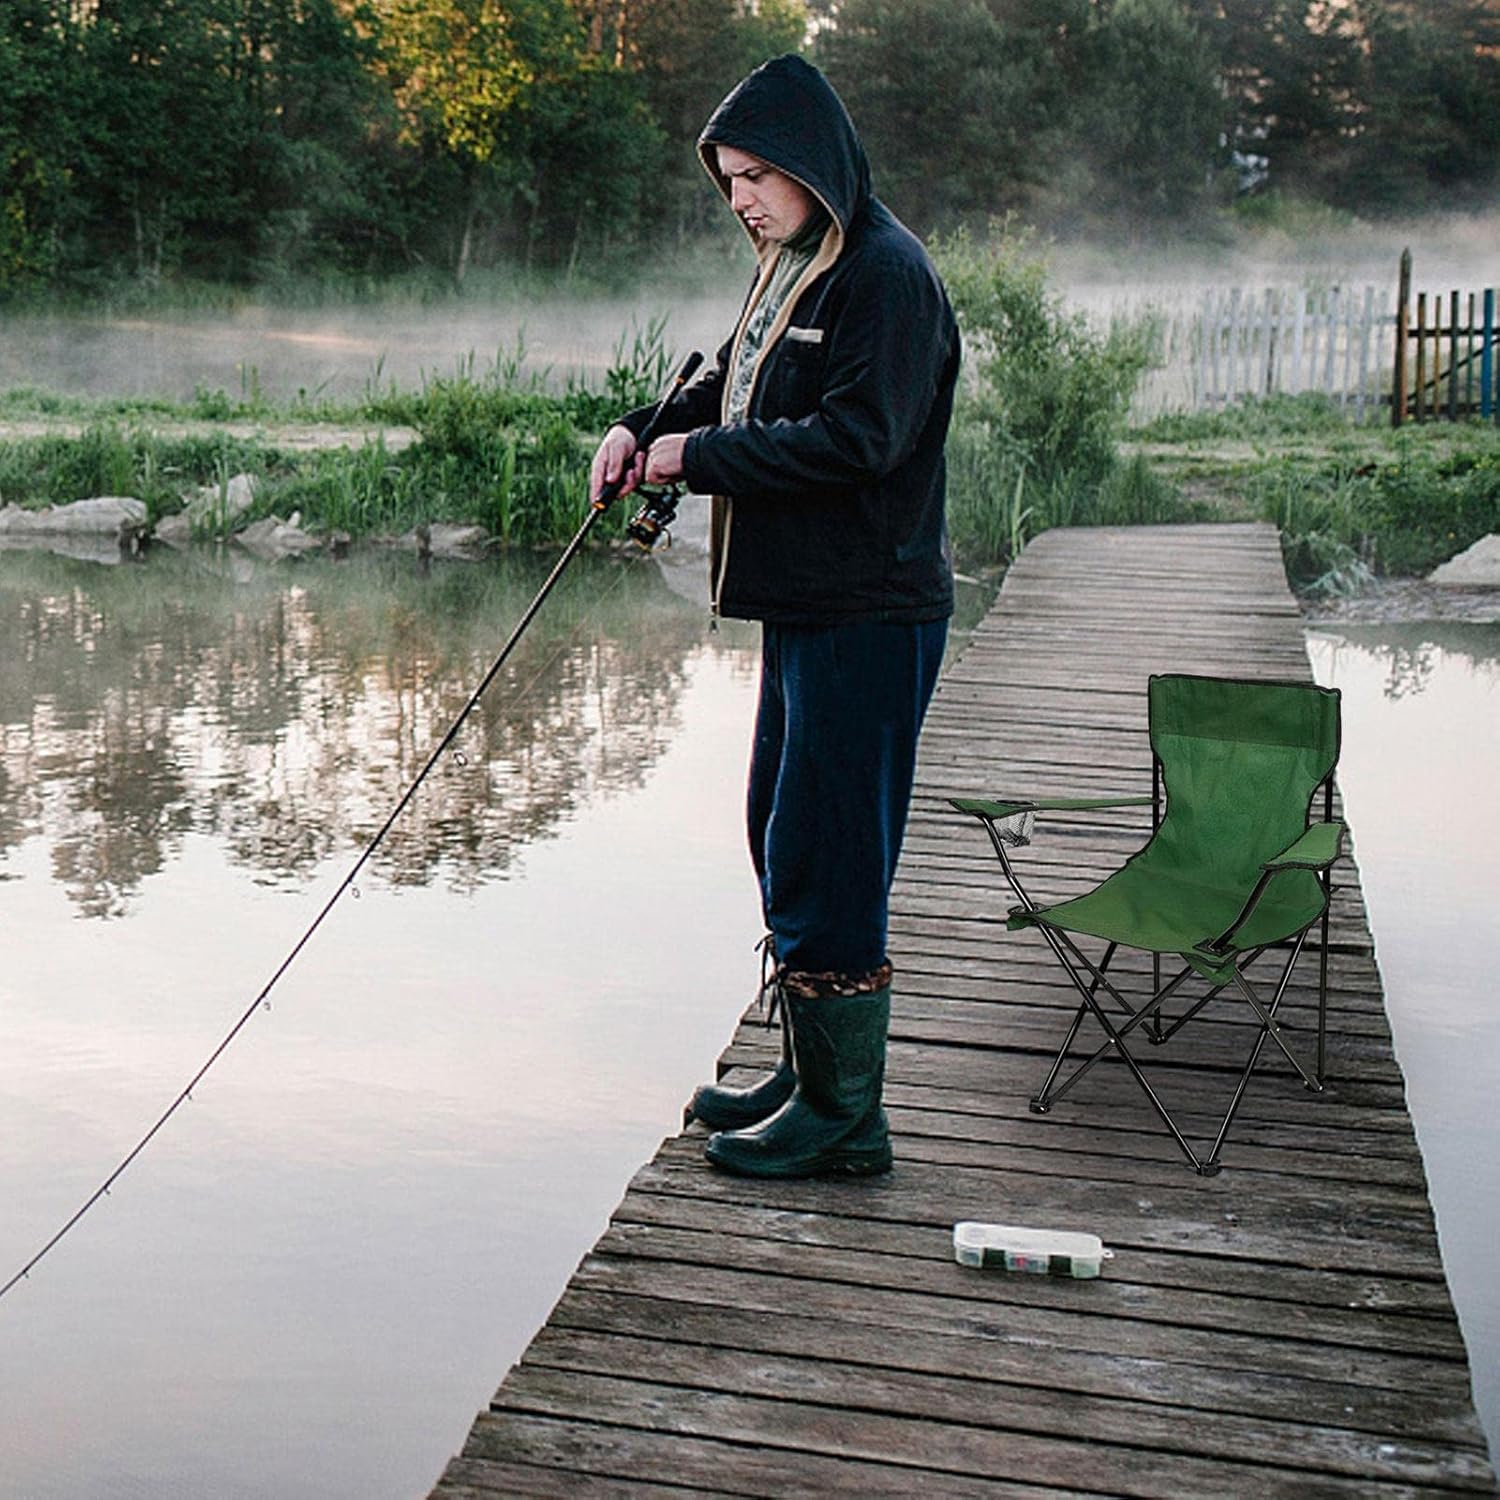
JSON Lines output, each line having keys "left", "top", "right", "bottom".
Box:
{"left": 993, "top": 809, "right": 1036, "bottom": 847}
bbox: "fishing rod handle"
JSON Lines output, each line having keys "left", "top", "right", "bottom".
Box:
{"left": 594, "top": 349, "right": 704, "bottom": 511}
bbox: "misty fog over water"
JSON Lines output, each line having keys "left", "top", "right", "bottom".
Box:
{"left": 0, "top": 292, "right": 744, "bottom": 406}
{"left": 2, "top": 213, "right": 1495, "bottom": 409}
{"left": 1052, "top": 210, "right": 1500, "bottom": 301}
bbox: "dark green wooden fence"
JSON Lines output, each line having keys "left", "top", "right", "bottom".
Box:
{"left": 1392, "top": 248, "right": 1499, "bottom": 426}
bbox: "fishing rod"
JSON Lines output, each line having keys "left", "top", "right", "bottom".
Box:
{"left": 0, "top": 349, "right": 704, "bottom": 1305}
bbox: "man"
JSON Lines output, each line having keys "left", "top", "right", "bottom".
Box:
{"left": 590, "top": 54, "right": 959, "bottom": 1179}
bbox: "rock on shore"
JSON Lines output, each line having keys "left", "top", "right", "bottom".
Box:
{"left": 0, "top": 496, "right": 149, "bottom": 548}
{"left": 154, "top": 473, "right": 260, "bottom": 546}
{"left": 1430, "top": 534, "right": 1500, "bottom": 589}
{"left": 234, "top": 513, "right": 322, "bottom": 561}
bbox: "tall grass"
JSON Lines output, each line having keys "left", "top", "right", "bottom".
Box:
{"left": 1252, "top": 439, "right": 1500, "bottom": 592}
{"left": 1131, "top": 391, "right": 1354, "bottom": 444}
{"left": 0, "top": 423, "right": 273, "bottom": 523}
{"left": 1129, "top": 393, "right": 1500, "bottom": 592}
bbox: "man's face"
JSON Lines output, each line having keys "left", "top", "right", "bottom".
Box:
{"left": 716, "top": 146, "right": 819, "bottom": 245}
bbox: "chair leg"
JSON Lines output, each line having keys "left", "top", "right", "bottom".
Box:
{"left": 1030, "top": 926, "right": 1219, "bottom": 1174}
{"left": 1031, "top": 938, "right": 1119, "bottom": 1110}
{"left": 1030, "top": 1001, "right": 1088, "bottom": 1114}
{"left": 1033, "top": 935, "right": 1196, "bottom": 1111}
{"left": 1226, "top": 937, "right": 1322, "bottom": 1092}
{"left": 1317, "top": 903, "right": 1331, "bottom": 1084}
{"left": 1200, "top": 941, "right": 1323, "bottom": 1171}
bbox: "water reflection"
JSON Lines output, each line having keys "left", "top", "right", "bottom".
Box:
{"left": 1327, "top": 620, "right": 1500, "bottom": 701}
{"left": 1308, "top": 622, "right": 1500, "bottom": 1455}
{"left": 0, "top": 547, "right": 709, "bottom": 917}
{"left": 0, "top": 541, "right": 765, "bottom": 1500}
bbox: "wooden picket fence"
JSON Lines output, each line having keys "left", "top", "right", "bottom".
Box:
{"left": 1131, "top": 283, "right": 1394, "bottom": 419}
{"left": 1116, "top": 252, "right": 1498, "bottom": 424}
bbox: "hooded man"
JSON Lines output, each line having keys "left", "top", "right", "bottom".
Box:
{"left": 590, "top": 55, "right": 959, "bottom": 1179}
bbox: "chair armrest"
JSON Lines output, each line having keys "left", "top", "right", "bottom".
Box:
{"left": 1262, "top": 820, "right": 1346, "bottom": 871}
{"left": 949, "top": 795, "right": 1153, "bottom": 819}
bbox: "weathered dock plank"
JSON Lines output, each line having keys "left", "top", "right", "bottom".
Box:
{"left": 430, "top": 523, "right": 1496, "bottom": 1496}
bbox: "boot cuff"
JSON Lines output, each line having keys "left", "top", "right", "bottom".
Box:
{"left": 782, "top": 961, "right": 893, "bottom": 1001}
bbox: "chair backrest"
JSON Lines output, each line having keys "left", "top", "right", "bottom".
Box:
{"left": 1144, "top": 674, "right": 1341, "bottom": 891}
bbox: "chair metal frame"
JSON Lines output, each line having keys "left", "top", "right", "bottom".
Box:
{"left": 954, "top": 675, "right": 1342, "bottom": 1176}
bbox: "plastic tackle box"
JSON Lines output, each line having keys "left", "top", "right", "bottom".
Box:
{"left": 952, "top": 1221, "right": 1111, "bottom": 1278}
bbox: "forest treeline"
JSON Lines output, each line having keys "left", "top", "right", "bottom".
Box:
{"left": 2, "top": 0, "right": 1498, "bottom": 297}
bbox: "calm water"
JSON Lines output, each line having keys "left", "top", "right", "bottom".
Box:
{"left": 1308, "top": 623, "right": 1500, "bottom": 1455}
{"left": 0, "top": 543, "right": 766, "bottom": 1498}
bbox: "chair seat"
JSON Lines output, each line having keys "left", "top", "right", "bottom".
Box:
{"left": 1017, "top": 859, "right": 1327, "bottom": 961}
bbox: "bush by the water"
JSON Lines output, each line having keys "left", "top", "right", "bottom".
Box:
{"left": 935, "top": 228, "right": 1203, "bottom": 565}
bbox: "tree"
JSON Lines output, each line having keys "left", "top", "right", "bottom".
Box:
{"left": 1183, "top": 0, "right": 1365, "bottom": 197}
{"left": 815, "top": 0, "right": 1094, "bottom": 232}
{"left": 519, "top": 55, "right": 664, "bottom": 270}
{"left": 76, "top": 0, "right": 262, "bottom": 282}
{"left": 240, "top": 0, "right": 400, "bottom": 277}
{"left": 1080, "top": 0, "right": 1227, "bottom": 225}
{"left": 1184, "top": 0, "right": 1500, "bottom": 210}
{"left": 0, "top": 1, "right": 82, "bottom": 289}
{"left": 1335, "top": 0, "right": 1500, "bottom": 208}
{"left": 376, "top": 0, "right": 665, "bottom": 277}
{"left": 580, "top": 0, "right": 810, "bottom": 242}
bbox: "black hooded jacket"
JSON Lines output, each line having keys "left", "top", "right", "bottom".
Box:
{"left": 626, "top": 55, "right": 958, "bottom": 626}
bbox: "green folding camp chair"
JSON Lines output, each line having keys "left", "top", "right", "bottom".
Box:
{"left": 951, "top": 674, "right": 1343, "bottom": 1175}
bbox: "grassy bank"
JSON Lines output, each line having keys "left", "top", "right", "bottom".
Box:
{"left": 0, "top": 327, "right": 674, "bottom": 547}
{"left": 1127, "top": 395, "right": 1500, "bottom": 594}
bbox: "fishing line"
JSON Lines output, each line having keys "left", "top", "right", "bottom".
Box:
{"left": 0, "top": 352, "right": 702, "bottom": 1304}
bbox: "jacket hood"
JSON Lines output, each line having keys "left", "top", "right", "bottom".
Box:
{"left": 698, "top": 55, "right": 871, "bottom": 244}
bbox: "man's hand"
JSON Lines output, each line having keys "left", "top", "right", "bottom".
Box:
{"left": 590, "top": 424, "right": 645, "bottom": 505}
{"left": 644, "top": 432, "right": 688, "bottom": 486}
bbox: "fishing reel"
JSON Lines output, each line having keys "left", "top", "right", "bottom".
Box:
{"left": 625, "top": 484, "right": 681, "bottom": 551}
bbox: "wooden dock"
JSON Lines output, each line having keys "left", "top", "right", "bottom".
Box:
{"left": 431, "top": 523, "right": 1497, "bottom": 1497}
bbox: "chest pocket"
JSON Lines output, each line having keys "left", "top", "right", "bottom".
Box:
{"left": 760, "top": 329, "right": 825, "bottom": 420}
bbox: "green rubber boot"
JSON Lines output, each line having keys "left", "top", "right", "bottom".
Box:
{"left": 683, "top": 1006, "right": 794, "bottom": 1131}
{"left": 705, "top": 987, "right": 892, "bottom": 1179}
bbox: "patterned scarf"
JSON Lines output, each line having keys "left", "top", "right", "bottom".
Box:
{"left": 726, "top": 208, "right": 829, "bottom": 424}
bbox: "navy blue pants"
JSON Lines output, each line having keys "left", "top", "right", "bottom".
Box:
{"left": 747, "top": 617, "right": 947, "bottom": 976}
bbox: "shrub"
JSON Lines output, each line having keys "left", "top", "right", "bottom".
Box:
{"left": 937, "top": 227, "right": 1157, "bottom": 494}
{"left": 935, "top": 227, "right": 1187, "bottom": 565}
